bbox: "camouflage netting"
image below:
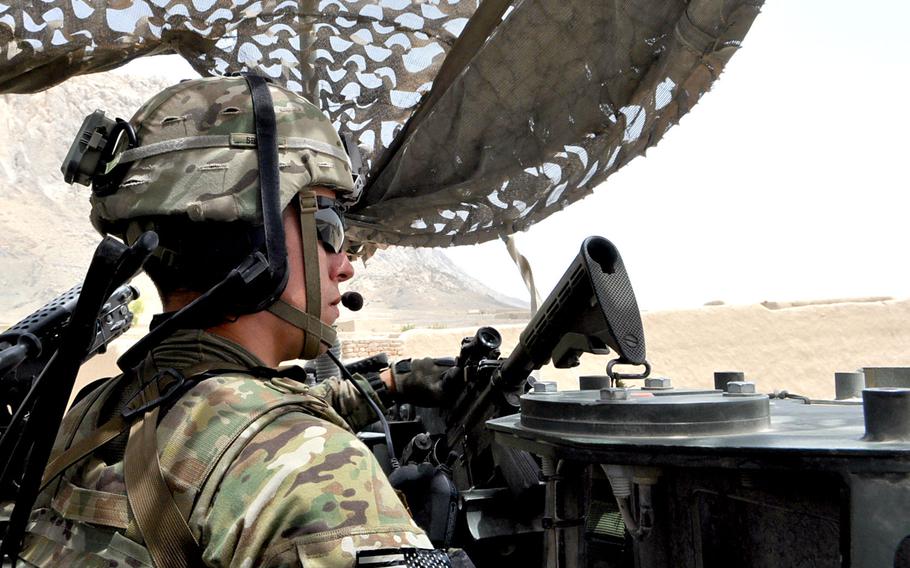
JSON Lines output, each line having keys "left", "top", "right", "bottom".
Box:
{"left": 0, "top": 0, "right": 762, "bottom": 247}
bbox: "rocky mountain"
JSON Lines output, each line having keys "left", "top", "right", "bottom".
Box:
{"left": 0, "top": 73, "right": 172, "bottom": 320}
{"left": 0, "top": 71, "right": 525, "bottom": 324}
{"left": 345, "top": 246, "right": 526, "bottom": 318}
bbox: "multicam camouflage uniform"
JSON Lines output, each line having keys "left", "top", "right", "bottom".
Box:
{"left": 21, "top": 330, "right": 431, "bottom": 567}
{"left": 16, "top": 76, "right": 437, "bottom": 567}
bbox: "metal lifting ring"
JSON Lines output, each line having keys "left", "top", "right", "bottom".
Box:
{"left": 606, "top": 359, "right": 652, "bottom": 383}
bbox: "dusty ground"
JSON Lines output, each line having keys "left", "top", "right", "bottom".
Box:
{"left": 60, "top": 295, "right": 910, "bottom": 403}
{"left": 398, "top": 297, "right": 910, "bottom": 399}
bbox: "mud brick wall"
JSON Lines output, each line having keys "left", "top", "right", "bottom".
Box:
{"left": 341, "top": 337, "right": 403, "bottom": 359}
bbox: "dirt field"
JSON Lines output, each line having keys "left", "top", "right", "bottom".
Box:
{"left": 398, "top": 297, "right": 910, "bottom": 399}
{"left": 58, "top": 296, "right": 910, "bottom": 403}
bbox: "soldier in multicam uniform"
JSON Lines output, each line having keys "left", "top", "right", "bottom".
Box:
{"left": 17, "top": 75, "right": 461, "bottom": 567}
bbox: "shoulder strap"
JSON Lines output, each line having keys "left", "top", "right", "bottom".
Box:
{"left": 122, "top": 363, "right": 323, "bottom": 568}
{"left": 122, "top": 361, "right": 247, "bottom": 568}
{"left": 124, "top": 401, "right": 201, "bottom": 568}
{"left": 38, "top": 372, "right": 205, "bottom": 568}
{"left": 40, "top": 414, "right": 127, "bottom": 491}
{"left": 40, "top": 363, "right": 322, "bottom": 568}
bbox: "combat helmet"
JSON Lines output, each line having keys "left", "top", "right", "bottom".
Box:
{"left": 64, "top": 74, "right": 362, "bottom": 362}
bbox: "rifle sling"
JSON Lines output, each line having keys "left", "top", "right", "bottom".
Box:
{"left": 120, "top": 360, "right": 296, "bottom": 568}
{"left": 40, "top": 379, "right": 202, "bottom": 568}
{"left": 39, "top": 362, "right": 235, "bottom": 492}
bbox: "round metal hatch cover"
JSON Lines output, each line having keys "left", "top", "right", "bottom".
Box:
{"left": 520, "top": 390, "right": 771, "bottom": 437}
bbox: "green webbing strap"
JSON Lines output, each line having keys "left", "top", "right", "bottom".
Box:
{"left": 40, "top": 368, "right": 154, "bottom": 494}
{"left": 40, "top": 416, "right": 127, "bottom": 492}
{"left": 119, "top": 134, "right": 350, "bottom": 165}
{"left": 46, "top": 374, "right": 123, "bottom": 493}
{"left": 40, "top": 361, "right": 265, "bottom": 493}
{"left": 124, "top": 381, "right": 201, "bottom": 568}
{"left": 267, "top": 299, "right": 337, "bottom": 353}
{"left": 299, "top": 191, "right": 324, "bottom": 358}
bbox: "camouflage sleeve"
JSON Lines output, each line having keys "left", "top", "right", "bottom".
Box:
{"left": 308, "top": 373, "right": 386, "bottom": 432}
{"left": 200, "top": 411, "right": 431, "bottom": 568}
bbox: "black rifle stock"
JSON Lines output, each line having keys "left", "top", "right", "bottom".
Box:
{"left": 444, "top": 236, "right": 647, "bottom": 491}
{"left": 500, "top": 235, "right": 647, "bottom": 386}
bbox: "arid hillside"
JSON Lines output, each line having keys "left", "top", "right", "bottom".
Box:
{"left": 0, "top": 73, "right": 172, "bottom": 319}
{"left": 3, "top": 69, "right": 908, "bottom": 405}
{"left": 0, "top": 71, "right": 524, "bottom": 325}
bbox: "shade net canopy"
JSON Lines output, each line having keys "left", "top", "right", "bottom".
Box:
{"left": 0, "top": 0, "right": 762, "bottom": 247}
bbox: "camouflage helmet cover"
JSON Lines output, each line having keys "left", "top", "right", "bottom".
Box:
{"left": 89, "top": 76, "right": 355, "bottom": 237}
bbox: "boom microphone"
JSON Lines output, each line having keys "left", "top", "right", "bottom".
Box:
{"left": 341, "top": 291, "right": 364, "bottom": 311}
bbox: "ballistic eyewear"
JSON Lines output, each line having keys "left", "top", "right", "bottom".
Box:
{"left": 314, "top": 195, "right": 350, "bottom": 255}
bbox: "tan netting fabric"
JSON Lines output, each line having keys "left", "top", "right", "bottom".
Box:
{"left": 0, "top": 0, "right": 762, "bottom": 247}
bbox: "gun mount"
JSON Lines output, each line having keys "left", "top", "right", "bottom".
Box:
{"left": 392, "top": 235, "right": 910, "bottom": 568}
{"left": 399, "top": 236, "right": 662, "bottom": 561}
{"left": 489, "top": 385, "right": 910, "bottom": 568}
{"left": 478, "top": 237, "right": 910, "bottom": 568}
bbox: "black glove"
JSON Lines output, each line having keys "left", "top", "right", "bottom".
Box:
{"left": 391, "top": 357, "right": 460, "bottom": 407}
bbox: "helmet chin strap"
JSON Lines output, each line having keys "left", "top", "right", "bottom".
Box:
{"left": 266, "top": 191, "right": 337, "bottom": 360}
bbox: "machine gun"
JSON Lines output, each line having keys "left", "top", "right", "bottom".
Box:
{"left": 399, "top": 236, "right": 647, "bottom": 561}
{"left": 0, "top": 283, "right": 139, "bottom": 434}
{"left": 0, "top": 234, "right": 156, "bottom": 561}
{"left": 445, "top": 236, "right": 646, "bottom": 483}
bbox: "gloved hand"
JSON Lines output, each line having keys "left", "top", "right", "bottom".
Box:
{"left": 391, "top": 357, "right": 460, "bottom": 407}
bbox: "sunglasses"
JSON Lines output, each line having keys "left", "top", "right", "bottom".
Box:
{"left": 314, "top": 195, "right": 353, "bottom": 256}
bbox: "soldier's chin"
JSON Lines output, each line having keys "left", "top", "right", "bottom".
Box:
{"left": 325, "top": 303, "right": 340, "bottom": 323}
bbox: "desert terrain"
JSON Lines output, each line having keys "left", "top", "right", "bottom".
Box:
{"left": 70, "top": 292, "right": 910, "bottom": 402}
{"left": 2, "top": 70, "right": 909, "bottom": 403}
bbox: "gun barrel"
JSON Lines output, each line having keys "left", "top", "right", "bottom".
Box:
{"left": 498, "top": 342, "right": 534, "bottom": 389}
{"left": 1, "top": 284, "right": 139, "bottom": 383}
{"left": 0, "top": 286, "right": 82, "bottom": 349}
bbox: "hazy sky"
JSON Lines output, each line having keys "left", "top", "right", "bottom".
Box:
{"left": 120, "top": 0, "right": 910, "bottom": 311}
{"left": 446, "top": 0, "right": 910, "bottom": 310}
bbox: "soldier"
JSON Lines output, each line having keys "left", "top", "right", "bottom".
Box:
{"left": 19, "top": 75, "right": 460, "bottom": 567}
